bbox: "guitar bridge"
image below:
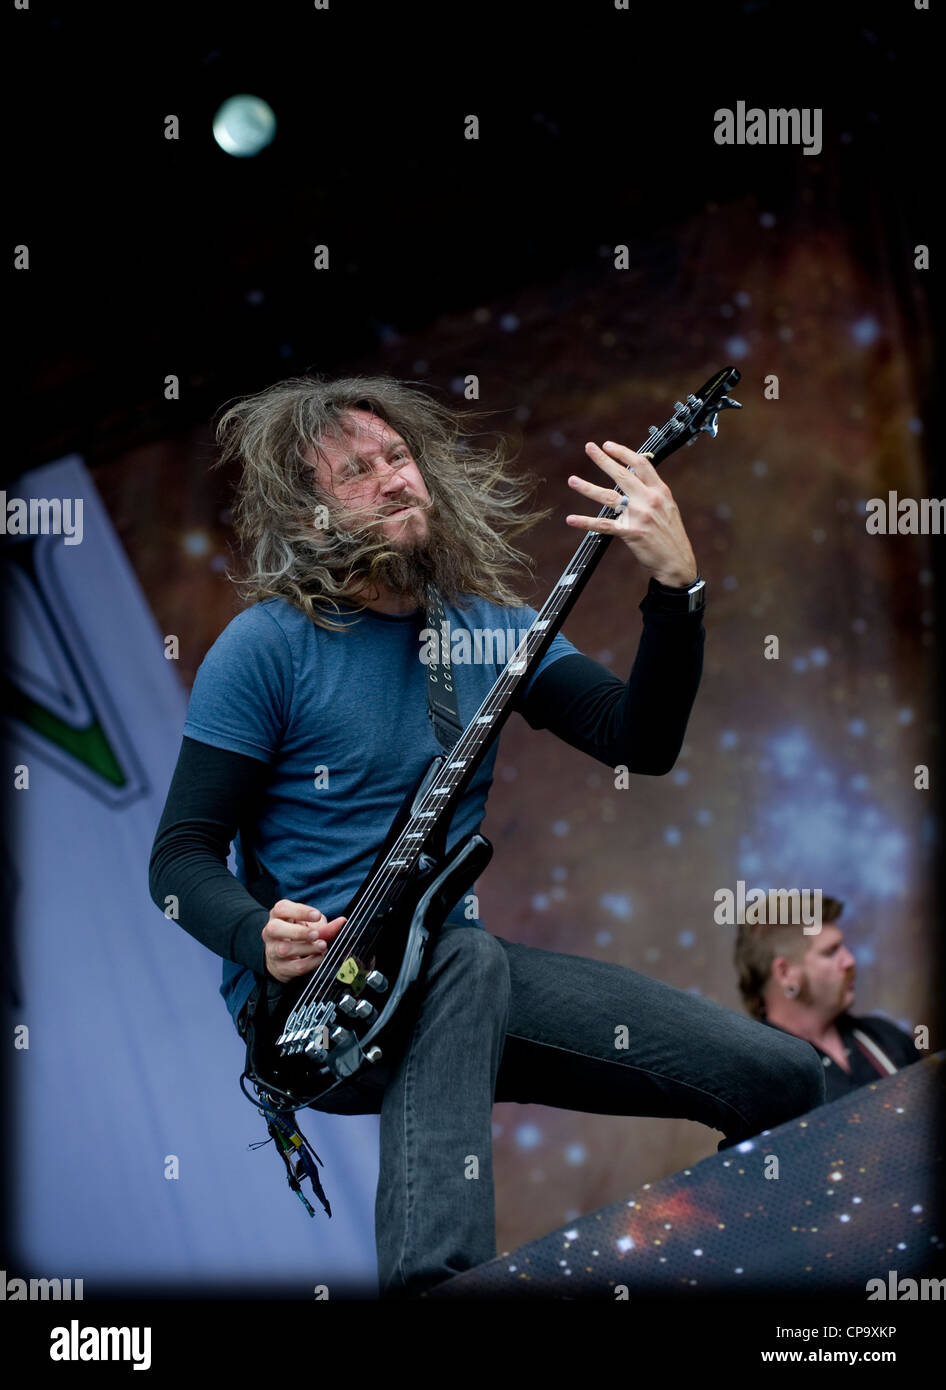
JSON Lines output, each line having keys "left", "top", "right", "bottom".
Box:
{"left": 277, "top": 999, "right": 336, "bottom": 1056}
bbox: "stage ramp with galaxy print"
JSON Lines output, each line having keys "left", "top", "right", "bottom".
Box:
{"left": 432, "top": 1054, "right": 944, "bottom": 1300}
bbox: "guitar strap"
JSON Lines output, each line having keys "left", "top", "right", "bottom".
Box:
{"left": 850, "top": 1028, "right": 899, "bottom": 1078}
{"left": 424, "top": 582, "right": 464, "bottom": 753}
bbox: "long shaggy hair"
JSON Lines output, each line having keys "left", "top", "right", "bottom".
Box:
{"left": 214, "top": 375, "right": 552, "bottom": 629}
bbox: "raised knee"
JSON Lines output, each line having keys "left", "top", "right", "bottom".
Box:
{"left": 429, "top": 926, "right": 509, "bottom": 993}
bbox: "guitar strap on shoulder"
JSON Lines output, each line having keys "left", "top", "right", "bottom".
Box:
{"left": 424, "top": 582, "right": 464, "bottom": 753}
{"left": 851, "top": 1028, "right": 899, "bottom": 1078}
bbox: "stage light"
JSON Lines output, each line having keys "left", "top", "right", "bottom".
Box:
{"left": 212, "top": 95, "right": 277, "bottom": 157}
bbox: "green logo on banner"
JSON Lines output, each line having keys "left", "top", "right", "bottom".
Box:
{"left": 1, "top": 676, "right": 125, "bottom": 786}
{"left": 2, "top": 535, "right": 141, "bottom": 799}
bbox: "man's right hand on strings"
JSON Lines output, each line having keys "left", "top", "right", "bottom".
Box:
{"left": 262, "top": 899, "right": 348, "bottom": 983}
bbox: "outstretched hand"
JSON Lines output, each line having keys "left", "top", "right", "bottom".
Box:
{"left": 566, "top": 441, "right": 698, "bottom": 588}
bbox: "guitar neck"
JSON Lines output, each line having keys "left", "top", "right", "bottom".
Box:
{"left": 350, "top": 451, "right": 655, "bottom": 912}
{"left": 419, "top": 518, "right": 615, "bottom": 812}
{"left": 345, "top": 365, "right": 741, "bottom": 926}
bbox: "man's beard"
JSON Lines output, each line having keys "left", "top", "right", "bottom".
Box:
{"left": 354, "top": 507, "right": 466, "bottom": 607}
{"left": 369, "top": 537, "right": 438, "bottom": 606}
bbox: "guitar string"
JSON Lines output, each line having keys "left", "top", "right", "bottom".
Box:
{"left": 283, "top": 411, "right": 688, "bottom": 1034}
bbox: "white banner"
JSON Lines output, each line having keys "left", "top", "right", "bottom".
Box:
{"left": 1, "top": 456, "right": 378, "bottom": 1290}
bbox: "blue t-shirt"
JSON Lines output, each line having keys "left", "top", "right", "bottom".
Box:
{"left": 181, "top": 595, "right": 580, "bottom": 1024}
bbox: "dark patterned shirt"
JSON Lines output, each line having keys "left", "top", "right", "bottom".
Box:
{"left": 765, "top": 1011, "right": 921, "bottom": 1103}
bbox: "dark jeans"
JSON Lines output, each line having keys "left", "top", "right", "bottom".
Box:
{"left": 305, "top": 925, "right": 826, "bottom": 1299}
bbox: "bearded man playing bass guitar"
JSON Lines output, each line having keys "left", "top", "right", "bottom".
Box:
{"left": 149, "top": 374, "right": 825, "bottom": 1299}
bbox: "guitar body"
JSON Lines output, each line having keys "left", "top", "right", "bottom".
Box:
{"left": 245, "top": 756, "right": 493, "bottom": 1108}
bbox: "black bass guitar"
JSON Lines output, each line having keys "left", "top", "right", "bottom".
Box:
{"left": 244, "top": 366, "right": 741, "bottom": 1109}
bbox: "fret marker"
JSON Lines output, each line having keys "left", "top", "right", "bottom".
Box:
{"left": 561, "top": 573, "right": 578, "bottom": 585}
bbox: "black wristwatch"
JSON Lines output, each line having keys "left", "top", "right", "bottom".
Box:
{"left": 644, "top": 573, "right": 706, "bottom": 613}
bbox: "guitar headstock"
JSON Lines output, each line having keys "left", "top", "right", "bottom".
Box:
{"left": 642, "top": 365, "right": 742, "bottom": 468}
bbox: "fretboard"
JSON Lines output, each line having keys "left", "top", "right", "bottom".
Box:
{"left": 349, "top": 485, "right": 630, "bottom": 916}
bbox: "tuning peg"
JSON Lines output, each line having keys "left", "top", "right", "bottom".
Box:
{"left": 717, "top": 395, "right": 742, "bottom": 411}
